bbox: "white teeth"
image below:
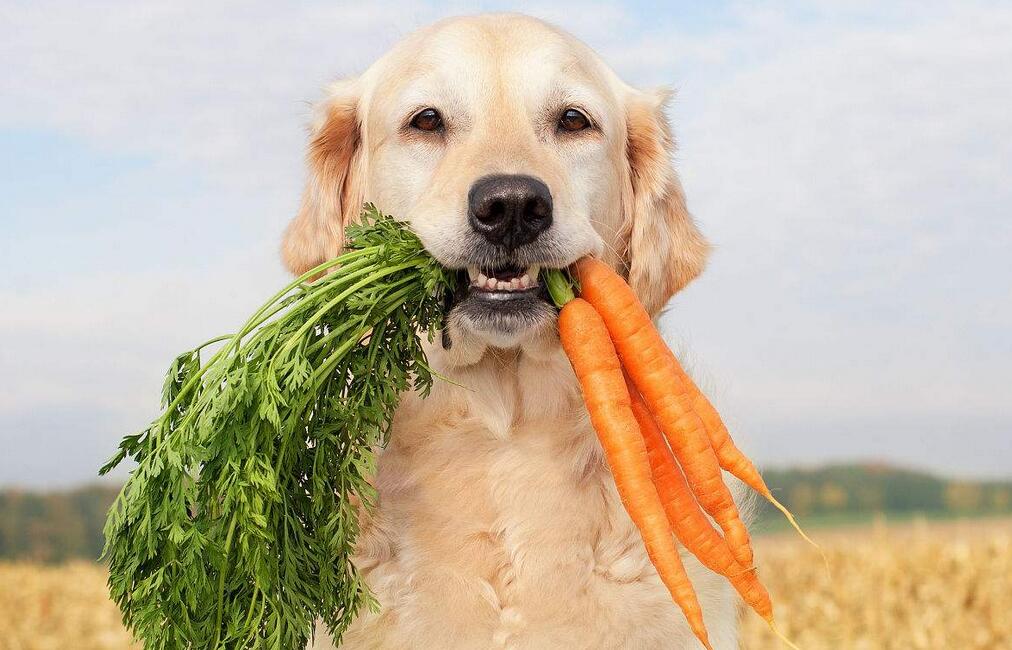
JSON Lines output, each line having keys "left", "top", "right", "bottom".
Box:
{"left": 470, "top": 265, "right": 542, "bottom": 291}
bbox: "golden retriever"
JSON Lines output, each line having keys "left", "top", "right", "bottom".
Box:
{"left": 286, "top": 14, "right": 739, "bottom": 650}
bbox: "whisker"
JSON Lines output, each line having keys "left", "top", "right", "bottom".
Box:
{"left": 588, "top": 216, "right": 627, "bottom": 263}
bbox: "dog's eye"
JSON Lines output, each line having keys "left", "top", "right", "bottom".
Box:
{"left": 558, "top": 108, "right": 591, "bottom": 132}
{"left": 410, "top": 108, "right": 443, "bottom": 132}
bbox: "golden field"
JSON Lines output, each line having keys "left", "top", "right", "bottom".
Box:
{"left": 1, "top": 517, "right": 1009, "bottom": 650}
{"left": 740, "top": 517, "right": 1011, "bottom": 649}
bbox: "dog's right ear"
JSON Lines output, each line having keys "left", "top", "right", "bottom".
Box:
{"left": 282, "top": 79, "right": 364, "bottom": 276}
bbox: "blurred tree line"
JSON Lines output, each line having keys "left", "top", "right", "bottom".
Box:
{"left": 758, "top": 463, "right": 1012, "bottom": 520}
{"left": 1, "top": 465, "right": 1010, "bottom": 561}
{"left": 0, "top": 484, "right": 118, "bottom": 562}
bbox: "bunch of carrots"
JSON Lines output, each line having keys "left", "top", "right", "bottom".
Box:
{"left": 546, "top": 258, "right": 819, "bottom": 650}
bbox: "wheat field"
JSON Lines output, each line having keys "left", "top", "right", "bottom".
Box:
{"left": 1, "top": 518, "right": 1009, "bottom": 650}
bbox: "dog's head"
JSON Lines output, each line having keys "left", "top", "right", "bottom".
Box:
{"left": 282, "top": 15, "right": 708, "bottom": 362}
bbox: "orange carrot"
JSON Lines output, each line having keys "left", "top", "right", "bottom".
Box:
{"left": 575, "top": 257, "right": 820, "bottom": 559}
{"left": 625, "top": 372, "right": 775, "bottom": 623}
{"left": 575, "top": 257, "right": 754, "bottom": 568}
{"left": 692, "top": 392, "right": 823, "bottom": 558}
{"left": 559, "top": 297, "right": 712, "bottom": 650}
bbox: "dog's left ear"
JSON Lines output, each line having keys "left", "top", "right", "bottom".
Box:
{"left": 622, "top": 87, "right": 710, "bottom": 316}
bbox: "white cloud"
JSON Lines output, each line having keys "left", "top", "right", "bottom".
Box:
{"left": 1, "top": 1, "right": 415, "bottom": 185}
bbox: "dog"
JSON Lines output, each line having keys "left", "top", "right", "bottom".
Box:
{"left": 285, "top": 14, "right": 741, "bottom": 649}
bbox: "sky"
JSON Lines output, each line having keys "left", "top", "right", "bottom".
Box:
{"left": 1, "top": 1, "right": 1010, "bottom": 488}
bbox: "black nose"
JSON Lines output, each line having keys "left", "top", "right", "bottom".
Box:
{"left": 468, "top": 174, "right": 553, "bottom": 250}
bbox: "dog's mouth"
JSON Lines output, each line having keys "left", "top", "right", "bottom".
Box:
{"left": 446, "top": 262, "right": 556, "bottom": 342}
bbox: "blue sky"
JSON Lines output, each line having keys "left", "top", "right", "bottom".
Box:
{"left": 2, "top": 1, "right": 1010, "bottom": 487}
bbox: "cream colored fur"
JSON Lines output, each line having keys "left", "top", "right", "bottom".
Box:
{"left": 286, "top": 14, "right": 741, "bottom": 649}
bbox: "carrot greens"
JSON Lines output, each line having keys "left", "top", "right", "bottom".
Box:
{"left": 100, "top": 206, "right": 454, "bottom": 649}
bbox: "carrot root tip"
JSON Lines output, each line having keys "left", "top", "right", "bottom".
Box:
{"left": 767, "top": 493, "right": 831, "bottom": 575}
{"left": 767, "top": 619, "right": 802, "bottom": 650}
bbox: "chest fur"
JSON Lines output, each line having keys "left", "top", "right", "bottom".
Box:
{"left": 325, "top": 351, "right": 738, "bottom": 649}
